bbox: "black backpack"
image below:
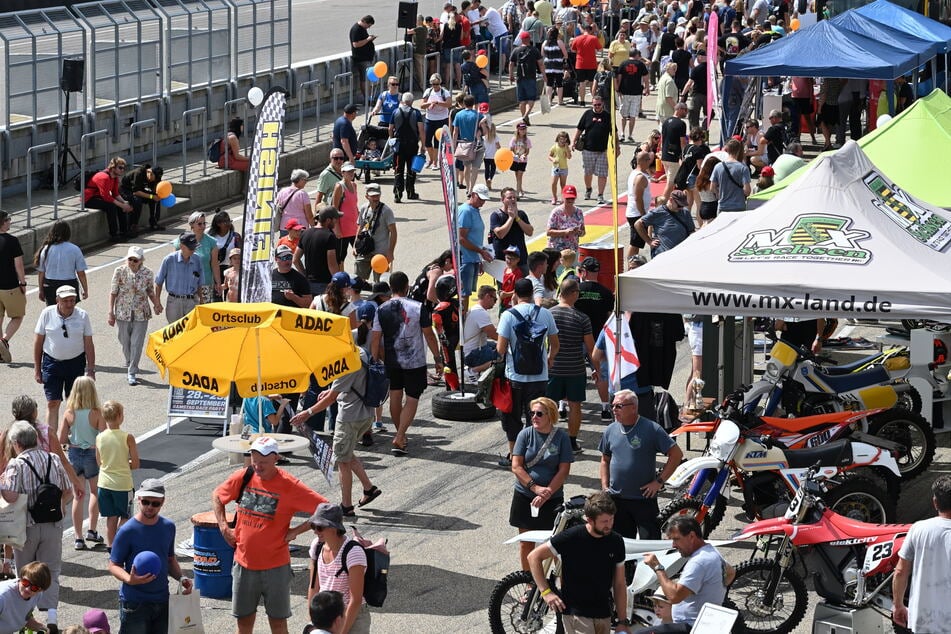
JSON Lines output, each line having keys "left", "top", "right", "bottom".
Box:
{"left": 311, "top": 540, "right": 390, "bottom": 607}
{"left": 409, "top": 265, "right": 434, "bottom": 304}
{"left": 23, "top": 455, "right": 64, "bottom": 524}
{"left": 508, "top": 305, "right": 548, "bottom": 376}
{"left": 655, "top": 389, "right": 680, "bottom": 431}
{"left": 207, "top": 137, "right": 223, "bottom": 163}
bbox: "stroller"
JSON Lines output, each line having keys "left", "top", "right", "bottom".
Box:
{"left": 353, "top": 122, "right": 395, "bottom": 184}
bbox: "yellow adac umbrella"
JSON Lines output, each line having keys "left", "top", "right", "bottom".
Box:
{"left": 146, "top": 302, "right": 360, "bottom": 397}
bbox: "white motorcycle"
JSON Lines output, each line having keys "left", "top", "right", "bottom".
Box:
{"left": 487, "top": 495, "right": 737, "bottom": 633}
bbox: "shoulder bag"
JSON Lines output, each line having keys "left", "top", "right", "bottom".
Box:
{"left": 354, "top": 205, "right": 384, "bottom": 257}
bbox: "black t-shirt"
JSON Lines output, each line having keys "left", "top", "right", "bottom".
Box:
{"left": 0, "top": 233, "right": 24, "bottom": 290}
{"left": 671, "top": 49, "right": 692, "bottom": 90}
{"left": 658, "top": 31, "right": 677, "bottom": 58}
{"left": 391, "top": 107, "right": 422, "bottom": 144}
{"left": 718, "top": 32, "right": 750, "bottom": 60}
{"left": 271, "top": 267, "right": 311, "bottom": 306}
{"left": 488, "top": 209, "right": 531, "bottom": 265}
{"left": 896, "top": 83, "right": 915, "bottom": 113}
{"left": 549, "top": 525, "right": 625, "bottom": 618}
{"left": 764, "top": 123, "right": 786, "bottom": 164}
{"left": 350, "top": 23, "right": 374, "bottom": 61}
{"left": 616, "top": 59, "right": 648, "bottom": 96}
{"left": 661, "top": 116, "right": 687, "bottom": 162}
{"left": 120, "top": 165, "right": 154, "bottom": 195}
{"left": 577, "top": 108, "right": 614, "bottom": 152}
{"left": 512, "top": 45, "right": 542, "bottom": 80}
{"left": 298, "top": 227, "right": 339, "bottom": 283}
{"left": 575, "top": 281, "right": 614, "bottom": 336}
{"left": 689, "top": 61, "right": 707, "bottom": 95}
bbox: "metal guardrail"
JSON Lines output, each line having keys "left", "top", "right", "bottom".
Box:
{"left": 180, "top": 107, "right": 207, "bottom": 182}
{"left": 424, "top": 52, "right": 440, "bottom": 88}
{"left": 497, "top": 35, "right": 513, "bottom": 89}
{"left": 79, "top": 129, "right": 110, "bottom": 213}
{"left": 26, "top": 142, "right": 59, "bottom": 226}
{"left": 332, "top": 72, "right": 353, "bottom": 119}
{"left": 297, "top": 79, "right": 321, "bottom": 146}
{"left": 129, "top": 119, "right": 157, "bottom": 169}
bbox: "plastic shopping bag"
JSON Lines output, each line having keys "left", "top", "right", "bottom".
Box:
{"left": 168, "top": 584, "right": 203, "bottom": 634}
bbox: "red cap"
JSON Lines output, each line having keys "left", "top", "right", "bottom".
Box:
{"left": 477, "top": 49, "right": 487, "bottom": 55}
{"left": 478, "top": 102, "right": 490, "bottom": 114}
{"left": 519, "top": 31, "right": 531, "bottom": 40}
{"left": 760, "top": 166, "right": 775, "bottom": 178}
{"left": 284, "top": 218, "right": 305, "bottom": 231}
{"left": 562, "top": 185, "right": 577, "bottom": 199}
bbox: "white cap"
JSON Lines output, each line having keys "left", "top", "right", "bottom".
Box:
{"left": 470, "top": 184, "right": 491, "bottom": 201}
{"left": 250, "top": 436, "right": 280, "bottom": 456}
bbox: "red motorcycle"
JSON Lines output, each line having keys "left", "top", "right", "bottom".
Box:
{"left": 726, "top": 466, "right": 911, "bottom": 634}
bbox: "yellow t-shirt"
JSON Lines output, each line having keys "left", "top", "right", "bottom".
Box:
{"left": 609, "top": 40, "right": 632, "bottom": 69}
{"left": 549, "top": 144, "right": 570, "bottom": 169}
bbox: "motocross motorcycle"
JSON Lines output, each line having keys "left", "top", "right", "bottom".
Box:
{"left": 742, "top": 339, "right": 921, "bottom": 417}
{"left": 675, "top": 390, "right": 934, "bottom": 480}
{"left": 726, "top": 466, "right": 912, "bottom": 634}
{"left": 657, "top": 414, "right": 901, "bottom": 537}
{"left": 487, "top": 495, "right": 740, "bottom": 633}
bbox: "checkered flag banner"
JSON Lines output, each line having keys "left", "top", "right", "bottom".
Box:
{"left": 240, "top": 89, "right": 287, "bottom": 303}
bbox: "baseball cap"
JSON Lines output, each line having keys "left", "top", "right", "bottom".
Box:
{"left": 341, "top": 162, "right": 356, "bottom": 172}
{"left": 365, "top": 182, "right": 381, "bottom": 195}
{"left": 477, "top": 49, "right": 487, "bottom": 56}
{"left": 83, "top": 608, "right": 111, "bottom": 634}
{"left": 228, "top": 247, "right": 241, "bottom": 259}
{"left": 639, "top": 16, "right": 650, "bottom": 24}
{"left": 504, "top": 245, "right": 520, "bottom": 257}
{"left": 331, "top": 271, "right": 354, "bottom": 288}
{"left": 761, "top": 166, "right": 775, "bottom": 178}
{"left": 670, "top": 190, "right": 688, "bottom": 207}
{"left": 357, "top": 301, "right": 377, "bottom": 323}
{"left": 677, "top": 16, "right": 687, "bottom": 24}
{"left": 519, "top": 31, "right": 531, "bottom": 40}
{"left": 343, "top": 103, "right": 359, "bottom": 114}
{"left": 249, "top": 436, "right": 280, "bottom": 456}
{"left": 318, "top": 206, "right": 342, "bottom": 221}
{"left": 368, "top": 281, "right": 392, "bottom": 302}
{"left": 126, "top": 245, "right": 144, "bottom": 261}
{"left": 562, "top": 184, "right": 578, "bottom": 199}
{"left": 478, "top": 102, "right": 490, "bottom": 114}
{"left": 580, "top": 256, "right": 601, "bottom": 272}
{"left": 516, "top": 121, "right": 527, "bottom": 129}
{"left": 56, "top": 286, "right": 78, "bottom": 299}
{"left": 284, "top": 218, "right": 305, "bottom": 231}
{"left": 309, "top": 502, "right": 346, "bottom": 532}
{"left": 179, "top": 232, "right": 199, "bottom": 250}
{"left": 470, "top": 184, "right": 491, "bottom": 201}
{"left": 275, "top": 244, "right": 293, "bottom": 258}
{"left": 135, "top": 478, "right": 166, "bottom": 499}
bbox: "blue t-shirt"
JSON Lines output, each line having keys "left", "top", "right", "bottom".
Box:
{"left": 377, "top": 91, "right": 401, "bottom": 125}
{"left": 453, "top": 108, "right": 480, "bottom": 141}
{"left": 640, "top": 205, "right": 695, "bottom": 255}
{"left": 498, "top": 303, "right": 559, "bottom": 382}
{"left": 111, "top": 516, "right": 176, "bottom": 603}
{"left": 457, "top": 203, "right": 486, "bottom": 264}
{"left": 332, "top": 115, "right": 358, "bottom": 154}
{"left": 594, "top": 329, "right": 639, "bottom": 393}
{"left": 512, "top": 426, "right": 574, "bottom": 498}
{"left": 671, "top": 543, "right": 730, "bottom": 625}
{"left": 242, "top": 397, "right": 277, "bottom": 433}
{"left": 598, "top": 418, "right": 675, "bottom": 499}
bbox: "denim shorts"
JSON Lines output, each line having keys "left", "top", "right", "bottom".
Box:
{"left": 464, "top": 343, "right": 500, "bottom": 368}
{"left": 68, "top": 446, "right": 99, "bottom": 479}
{"left": 552, "top": 167, "right": 569, "bottom": 177}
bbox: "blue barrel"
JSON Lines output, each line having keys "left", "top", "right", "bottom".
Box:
{"left": 191, "top": 512, "right": 234, "bottom": 599}
{"left": 411, "top": 154, "right": 426, "bottom": 173}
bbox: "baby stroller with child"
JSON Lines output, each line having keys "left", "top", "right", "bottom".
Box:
{"left": 353, "top": 122, "right": 395, "bottom": 184}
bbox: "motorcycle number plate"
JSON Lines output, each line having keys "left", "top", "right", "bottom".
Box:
{"left": 863, "top": 540, "right": 895, "bottom": 572}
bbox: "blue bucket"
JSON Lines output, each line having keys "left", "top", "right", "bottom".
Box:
{"left": 191, "top": 512, "right": 235, "bottom": 599}
{"left": 411, "top": 154, "right": 426, "bottom": 173}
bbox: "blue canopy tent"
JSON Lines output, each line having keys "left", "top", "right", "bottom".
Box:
{"left": 855, "top": 0, "right": 951, "bottom": 54}
{"left": 830, "top": 11, "right": 941, "bottom": 65}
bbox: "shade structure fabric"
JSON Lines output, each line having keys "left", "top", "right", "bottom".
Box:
{"left": 617, "top": 142, "right": 951, "bottom": 321}
{"left": 724, "top": 20, "right": 920, "bottom": 79}
{"left": 855, "top": 0, "right": 951, "bottom": 53}
{"left": 751, "top": 90, "right": 951, "bottom": 208}
{"left": 146, "top": 302, "right": 360, "bottom": 397}
{"left": 830, "top": 11, "right": 942, "bottom": 64}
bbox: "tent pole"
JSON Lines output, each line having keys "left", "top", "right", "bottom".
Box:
{"left": 256, "top": 328, "right": 264, "bottom": 429}
{"left": 741, "top": 317, "right": 753, "bottom": 385}
{"left": 717, "top": 318, "right": 726, "bottom": 401}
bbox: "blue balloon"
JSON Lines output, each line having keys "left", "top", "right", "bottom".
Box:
{"left": 366, "top": 67, "right": 379, "bottom": 83}
{"left": 133, "top": 551, "right": 162, "bottom": 577}
{"left": 160, "top": 193, "right": 177, "bottom": 208}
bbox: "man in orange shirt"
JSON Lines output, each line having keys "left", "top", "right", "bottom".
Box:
{"left": 213, "top": 437, "right": 327, "bottom": 634}
{"left": 569, "top": 23, "right": 602, "bottom": 106}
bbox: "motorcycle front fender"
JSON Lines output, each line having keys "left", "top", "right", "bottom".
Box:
{"left": 732, "top": 515, "right": 796, "bottom": 541}
{"left": 503, "top": 530, "right": 552, "bottom": 545}
{"left": 666, "top": 456, "right": 724, "bottom": 489}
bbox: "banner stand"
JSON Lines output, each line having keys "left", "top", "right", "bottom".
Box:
{"left": 166, "top": 386, "right": 229, "bottom": 436}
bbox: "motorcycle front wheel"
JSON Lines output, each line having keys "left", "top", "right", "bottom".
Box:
{"left": 657, "top": 494, "right": 728, "bottom": 538}
{"left": 822, "top": 475, "right": 895, "bottom": 524}
{"left": 728, "top": 558, "right": 808, "bottom": 634}
{"left": 867, "top": 408, "right": 935, "bottom": 480}
{"left": 488, "top": 570, "right": 564, "bottom": 634}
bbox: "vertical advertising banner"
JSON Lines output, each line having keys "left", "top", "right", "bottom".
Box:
{"left": 438, "top": 126, "right": 463, "bottom": 301}
{"left": 240, "top": 90, "right": 287, "bottom": 303}
{"left": 707, "top": 11, "right": 720, "bottom": 141}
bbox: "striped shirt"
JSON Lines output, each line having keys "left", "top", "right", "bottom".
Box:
{"left": 550, "top": 305, "right": 592, "bottom": 377}
{"left": 4, "top": 448, "right": 70, "bottom": 527}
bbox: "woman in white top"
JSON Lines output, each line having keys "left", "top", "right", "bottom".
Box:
{"left": 420, "top": 73, "right": 452, "bottom": 169}
{"left": 34, "top": 220, "right": 88, "bottom": 306}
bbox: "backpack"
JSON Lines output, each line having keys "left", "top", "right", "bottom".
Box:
{"left": 207, "top": 137, "right": 223, "bottom": 163}
{"left": 311, "top": 539, "right": 390, "bottom": 607}
{"left": 409, "top": 265, "right": 435, "bottom": 304}
{"left": 23, "top": 455, "right": 63, "bottom": 524}
{"left": 513, "top": 47, "right": 536, "bottom": 81}
{"left": 462, "top": 62, "right": 482, "bottom": 88}
{"left": 507, "top": 305, "right": 548, "bottom": 376}
{"left": 352, "top": 350, "right": 390, "bottom": 408}
{"left": 655, "top": 389, "right": 680, "bottom": 431}
{"left": 73, "top": 169, "right": 99, "bottom": 193}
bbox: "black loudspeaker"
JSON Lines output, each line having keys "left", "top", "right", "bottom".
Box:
{"left": 61, "top": 58, "right": 85, "bottom": 93}
{"left": 397, "top": 2, "right": 418, "bottom": 29}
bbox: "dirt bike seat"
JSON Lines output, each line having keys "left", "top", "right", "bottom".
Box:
{"left": 757, "top": 411, "right": 856, "bottom": 434}
{"left": 825, "top": 508, "right": 910, "bottom": 539}
{"left": 810, "top": 364, "right": 891, "bottom": 393}
{"left": 781, "top": 439, "right": 853, "bottom": 469}
{"left": 821, "top": 355, "right": 881, "bottom": 376}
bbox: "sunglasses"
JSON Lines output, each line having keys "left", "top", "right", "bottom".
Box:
{"left": 331, "top": 156, "right": 345, "bottom": 161}
{"left": 277, "top": 254, "right": 293, "bottom": 261}
{"left": 531, "top": 410, "right": 546, "bottom": 418}
{"left": 114, "top": 166, "right": 126, "bottom": 171}
{"left": 61, "top": 318, "right": 69, "bottom": 339}
{"left": 389, "top": 82, "right": 399, "bottom": 86}
{"left": 19, "top": 578, "right": 41, "bottom": 593}
{"left": 127, "top": 257, "right": 140, "bottom": 263}
{"left": 140, "top": 499, "right": 163, "bottom": 508}
{"left": 612, "top": 402, "right": 634, "bottom": 409}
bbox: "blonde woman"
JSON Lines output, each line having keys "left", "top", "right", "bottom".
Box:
{"left": 58, "top": 376, "right": 106, "bottom": 550}
{"left": 177, "top": 211, "right": 221, "bottom": 303}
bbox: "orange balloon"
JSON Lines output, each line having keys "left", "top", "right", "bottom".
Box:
{"left": 790, "top": 18, "right": 800, "bottom": 30}
{"left": 435, "top": 128, "right": 443, "bottom": 142}
{"left": 495, "top": 148, "right": 514, "bottom": 172}
{"left": 371, "top": 254, "right": 389, "bottom": 274}
{"left": 476, "top": 54, "right": 489, "bottom": 69}
{"left": 373, "top": 61, "right": 388, "bottom": 78}
{"left": 156, "top": 181, "right": 172, "bottom": 199}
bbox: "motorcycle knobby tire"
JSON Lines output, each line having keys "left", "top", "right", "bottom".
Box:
{"left": 867, "top": 408, "right": 935, "bottom": 480}
{"left": 657, "top": 495, "right": 727, "bottom": 538}
{"left": 728, "top": 558, "right": 808, "bottom": 634}
{"left": 488, "top": 569, "right": 564, "bottom": 634}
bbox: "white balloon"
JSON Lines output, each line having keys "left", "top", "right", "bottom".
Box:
{"left": 876, "top": 114, "right": 892, "bottom": 128}
{"left": 247, "top": 86, "right": 265, "bottom": 107}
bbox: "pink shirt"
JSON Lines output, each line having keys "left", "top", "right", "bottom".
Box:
{"left": 337, "top": 183, "right": 359, "bottom": 238}
{"left": 791, "top": 77, "right": 814, "bottom": 99}
{"left": 309, "top": 537, "right": 367, "bottom": 607}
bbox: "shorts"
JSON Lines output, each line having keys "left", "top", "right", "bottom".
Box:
{"left": 68, "top": 446, "right": 99, "bottom": 479}
{"left": 618, "top": 94, "right": 643, "bottom": 118}
{"left": 332, "top": 418, "right": 373, "bottom": 464}
{"left": 562, "top": 615, "right": 613, "bottom": 634}
{"left": 818, "top": 103, "right": 839, "bottom": 126}
{"left": 698, "top": 200, "right": 718, "bottom": 220}
{"left": 686, "top": 320, "right": 703, "bottom": 356}
{"left": 546, "top": 374, "right": 587, "bottom": 402}
{"left": 511, "top": 161, "right": 527, "bottom": 172}
{"left": 440, "top": 48, "right": 463, "bottom": 65}
{"left": 516, "top": 78, "right": 538, "bottom": 102}
{"left": 545, "top": 73, "right": 563, "bottom": 88}
{"left": 386, "top": 365, "right": 427, "bottom": 399}
{"left": 792, "top": 96, "right": 815, "bottom": 115}
{"left": 98, "top": 487, "right": 132, "bottom": 519}
{"left": 0, "top": 288, "right": 26, "bottom": 319}
{"left": 459, "top": 261, "right": 480, "bottom": 297}
{"left": 232, "top": 562, "right": 293, "bottom": 619}
{"left": 41, "top": 352, "right": 85, "bottom": 403}
{"left": 627, "top": 216, "right": 645, "bottom": 248}
{"left": 662, "top": 160, "right": 680, "bottom": 180}
{"left": 464, "top": 343, "right": 499, "bottom": 368}
{"left": 581, "top": 150, "right": 609, "bottom": 178}
{"left": 425, "top": 117, "right": 449, "bottom": 148}
{"left": 551, "top": 167, "right": 569, "bottom": 177}
{"left": 686, "top": 173, "right": 697, "bottom": 189}
{"left": 509, "top": 489, "right": 562, "bottom": 530}
{"left": 575, "top": 68, "right": 596, "bottom": 82}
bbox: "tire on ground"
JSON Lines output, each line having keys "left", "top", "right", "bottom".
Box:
{"left": 431, "top": 389, "right": 497, "bottom": 421}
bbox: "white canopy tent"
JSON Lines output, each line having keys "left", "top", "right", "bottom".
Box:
{"left": 618, "top": 142, "right": 951, "bottom": 321}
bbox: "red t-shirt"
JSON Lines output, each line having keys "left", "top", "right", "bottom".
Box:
{"left": 214, "top": 467, "right": 327, "bottom": 570}
{"left": 459, "top": 15, "right": 472, "bottom": 46}
{"left": 570, "top": 34, "right": 602, "bottom": 70}
{"left": 501, "top": 267, "right": 524, "bottom": 308}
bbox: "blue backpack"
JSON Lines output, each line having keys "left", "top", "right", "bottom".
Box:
{"left": 207, "top": 138, "right": 223, "bottom": 163}
{"left": 508, "top": 306, "right": 548, "bottom": 376}
{"left": 353, "top": 349, "right": 389, "bottom": 408}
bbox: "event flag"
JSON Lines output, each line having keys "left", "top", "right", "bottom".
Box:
{"left": 602, "top": 313, "right": 640, "bottom": 385}
{"left": 240, "top": 89, "right": 287, "bottom": 303}
{"left": 707, "top": 10, "right": 720, "bottom": 142}
{"left": 438, "top": 125, "right": 463, "bottom": 310}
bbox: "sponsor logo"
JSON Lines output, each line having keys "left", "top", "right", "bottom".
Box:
{"left": 162, "top": 316, "right": 189, "bottom": 342}
{"left": 863, "top": 171, "right": 951, "bottom": 252}
{"left": 320, "top": 358, "right": 351, "bottom": 383}
{"left": 829, "top": 537, "right": 877, "bottom": 546}
{"left": 744, "top": 450, "right": 768, "bottom": 459}
{"left": 211, "top": 312, "right": 262, "bottom": 325}
{"left": 294, "top": 314, "right": 335, "bottom": 332}
{"left": 729, "top": 214, "right": 871, "bottom": 264}
{"left": 249, "top": 379, "right": 299, "bottom": 392}
{"left": 182, "top": 371, "right": 220, "bottom": 393}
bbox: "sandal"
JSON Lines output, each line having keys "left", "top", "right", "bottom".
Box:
{"left": 341, "top": 505, "right": 356, "bottom": 517}
{"left": 359, "top": 486, "right": 382, "bottom": 507}
{"left": 391, "top": 441, "right": 408, "bottom": 456}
